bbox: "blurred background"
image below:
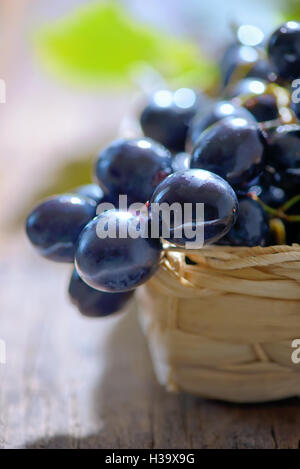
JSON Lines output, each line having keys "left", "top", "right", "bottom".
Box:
{"left": 0, "top": 0, "right": 292, "bottom": 232}
{"left": 0, "top": 0, "right": 295, "bottom": 231}
{"left": 0, "top": 0, "right": 299, "bottom": 449}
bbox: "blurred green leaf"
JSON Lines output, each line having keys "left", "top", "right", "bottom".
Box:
{"left": 280, "top": 0, "right": 300, "bottom": 21}
{"left": 35, "top": 1, "right": 218, "bottom": 89}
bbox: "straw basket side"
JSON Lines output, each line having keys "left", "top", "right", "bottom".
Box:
{"left": 136, "top": 244, "right": 300, "bottom": 403}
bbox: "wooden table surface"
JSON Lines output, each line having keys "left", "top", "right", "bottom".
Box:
{"left": 0, "top": 235, "right": 299, "bottom": 449}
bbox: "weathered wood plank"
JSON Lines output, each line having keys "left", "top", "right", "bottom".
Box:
{"left": 1, "top": 236, "right": 300, "bottom": 449}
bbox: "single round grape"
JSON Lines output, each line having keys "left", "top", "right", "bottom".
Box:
{"left": 75, "top": 210, "right": 162, "bottom": 292}
{"left": 266, "top": 125, "right": 300, "bottom": 171}
{"left": 219, "top": 197, "right": 269, "bottom": 247}
{"left": 26, "top": 194, "right": 97, "bottom": 262}
{"left": 280, "top": 168, "right": 300, "bottom": 194}
{"left": 190, "top": 117, "right": 266, "bottom": 188}
{"left": 69, "top": 268, "right": 134, "bottom": 317}
{"left": 94, "top": 138, "right": 173, "bottom": 205}
{"left": 229, "top": 82, "right": 288, "bottom": 122}
{"left": 140, "top": 88, "right": 201, "bottom": 152}
{"left": 226, "top": 77, "right": 267, "bottom": 99}
{"left": 243, "top": 93, "right": 279, "bottom": 122}
{"left": 220, "top": 44, "right": 260, "bottom": 87}
{"left": 149, "top": 169, "right": 238, "bottom": 247}
{"left": 172, "top": 152, "right": 191, "bottom": 172}
{"left": 74, "top": 183, "right": 105, "bottom": 204}
{"left": 268, "top": 22, "right": 300, "bottom": 80}
{"left": 188, "top": 101, "right": 255, "bottom": 148}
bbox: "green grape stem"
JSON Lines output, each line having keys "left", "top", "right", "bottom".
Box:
{"left": 280, "top": 194, "right": 300, "bottom": 213}
{"left": 253, "top": 194, "right": 300, "bottom": 223}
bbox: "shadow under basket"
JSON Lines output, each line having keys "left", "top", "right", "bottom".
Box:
{"left": 136, "top": 244, "right": 300, "bottom": 403}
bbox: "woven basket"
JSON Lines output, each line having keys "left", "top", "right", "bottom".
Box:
{"left": 136, "top": 244, "right": 300, "bottom": 403}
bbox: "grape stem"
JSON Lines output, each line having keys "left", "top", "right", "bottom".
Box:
{"left": 251, "top": 194, "right": 280, "bottom": 216}
{"left": 258, "top": 119, "right": 283, "bottom": 131}
{"left": 280, "top": 194, "right": 300, "bottom": 213}
{"left": 285, "top": 215, "right": 300, "bottom": 222}
{"left": 258, "top": 119, "right": 300, "bottom": 131}
{"left": 269, "top": 218, "right": 286, "bottom": 245}
{"left": 252, "top": 194, "right": 300, "bottom": 223}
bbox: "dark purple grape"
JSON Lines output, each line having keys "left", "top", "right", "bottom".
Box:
{"left": 266, "top": 130, "right": 300, "bottom": 193}
{"left": 226, "top": 79, "right": 280, "bottom": 122}
{"left": 149, "top": 169, "right": 238, "bottom": 247}
{"left": 226, "top": 77, "right": 267, "bottom": 99}
{"left": 190, "top": 116, "right": 266, "bottom": 188}
{"left": 26, "top": 194, "right": 97, "bottom": 262}
{"left": 188, "top": 101, "right": 255, "bottom": 147}
{"left": 268, "top": 22, "right": 300, "bottom": 80}
{"left": 260, "top": 165, "right": 282, "bottom": 187}
{"left": 280, "top": 168, "right": 300, "bottom": 194}
{"left": 220, "top": 44, "right": 260, "bottom": 87}
{"left": 266, "top": 125, "right": 300, "bottom": 171}
{"left": 243, "top": 93, "right": 279, "bottom": 122}
{"left": 219, "top": 197, "right": 269, "bottom": 246}
{"left": 75, "top": 210, "right": 162, "bottom": 292}
{"left": 69, "top": 268, "right": 134, "bottom": 318}
{"left": 220, "top": 24, "right": 267, "bottom": 87}
{"left": 94, "top": 138, "right": 173, "bottom": 205}
{"left": 74, "top": 183, "right": 104, "bottom": 204}
{"left": 172, "top": 152, "right": 191, "bottom": 172}
{"left": 140, "top": 88, "right": 201, "bottom": 152}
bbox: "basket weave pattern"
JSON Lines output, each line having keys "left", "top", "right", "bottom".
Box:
{"left": 137, "top": 244, "right": 300, "bottom": 403}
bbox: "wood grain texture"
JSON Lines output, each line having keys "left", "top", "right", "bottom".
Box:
{"left": 0, "top": 235, "right": 299, "bottom": 449}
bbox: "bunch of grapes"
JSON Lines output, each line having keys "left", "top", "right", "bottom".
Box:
{"left": 26, "top": 22, "right": 300, "bottom": 318}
